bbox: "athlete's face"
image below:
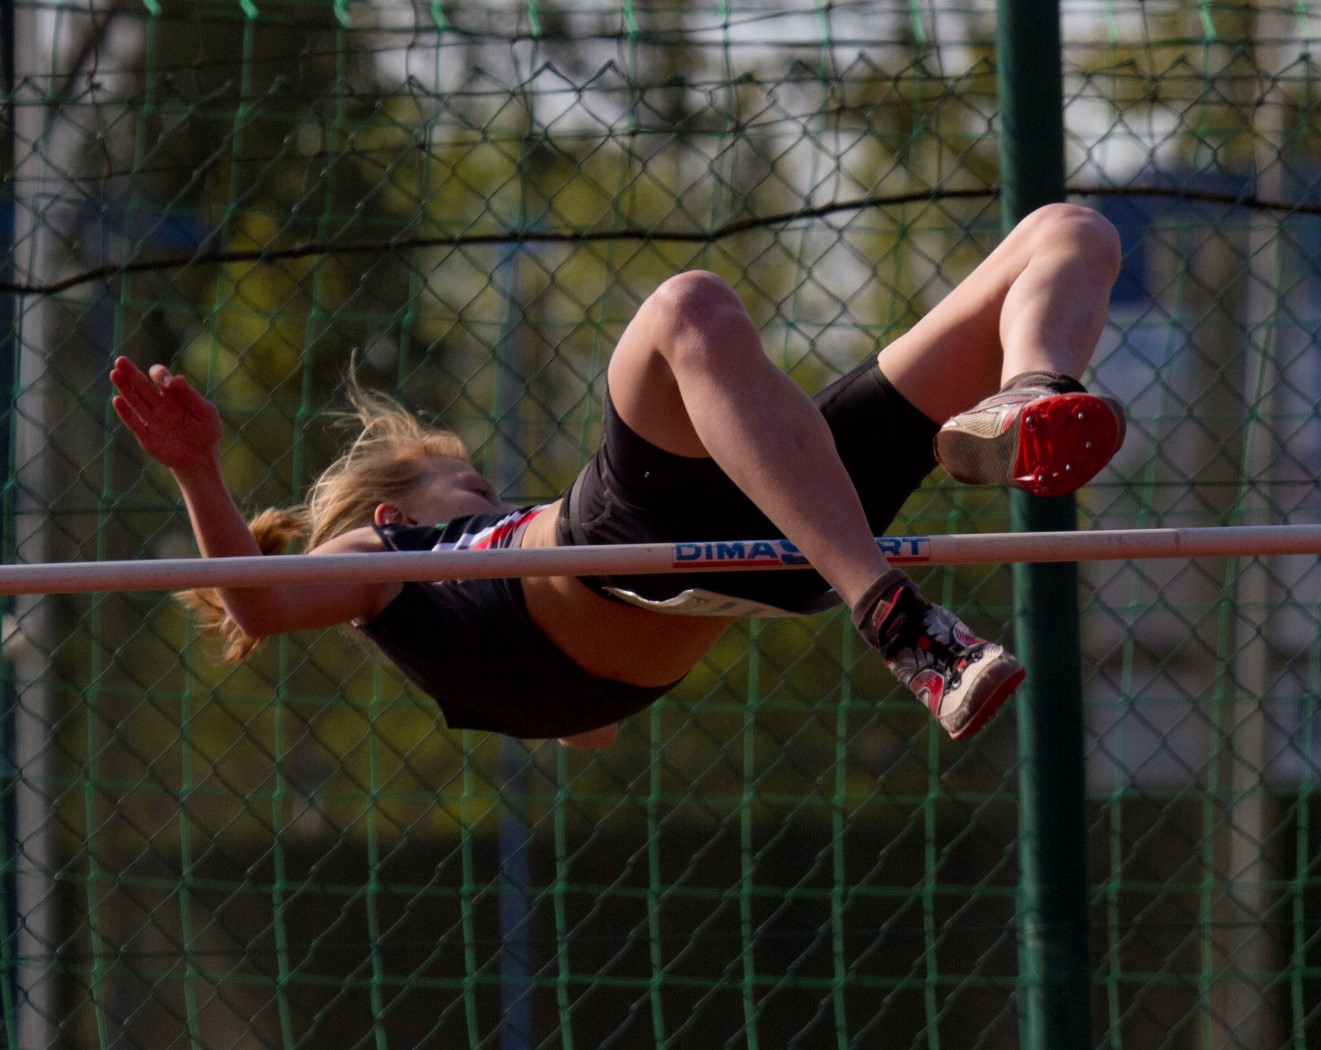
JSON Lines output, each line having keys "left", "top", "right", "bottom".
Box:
{"left": 378, "top": 456, "right": 507, "bottom": 526}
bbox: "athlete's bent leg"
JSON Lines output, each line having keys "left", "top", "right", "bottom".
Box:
{"left": 873, "top": 202, "right": 1125, "bottom": 496}
{"left": 605, "top": 270, "right": 1024, "bottom": 737}
{"left": 605, "top": 269, "right": 897, "bottom": 611}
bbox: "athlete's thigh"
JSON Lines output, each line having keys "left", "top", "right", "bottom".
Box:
{"left": 603, "top": 299, "right": 702, "bottom": 456}
{"left": 874, "top": 268, "right": 1011, "bottom": 422}
{"left": 604, "top": 270, "right": 773, "bottom": 458}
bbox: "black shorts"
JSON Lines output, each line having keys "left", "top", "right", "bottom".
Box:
{"left": 555, "top": 360, "right": 939, "bottom": 613}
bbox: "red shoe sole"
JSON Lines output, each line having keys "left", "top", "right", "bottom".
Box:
{"left": 1011, "top": 393, "right": 1121, "bottom": 498}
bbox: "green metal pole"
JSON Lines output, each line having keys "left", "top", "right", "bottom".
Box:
{"left": 995, "top": 3, "right": 1093, "bottom": 1049}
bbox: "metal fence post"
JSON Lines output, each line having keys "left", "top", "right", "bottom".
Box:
{"left": 995, "top": 2, "right": 1093, "bottom": 1048}
{"left": 0, "top": 0, "right": 17, "bottom": 1037}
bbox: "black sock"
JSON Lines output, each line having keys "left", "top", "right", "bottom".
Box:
{"left": 851, "top": 568, "right": 923, "bottom": 653}
{"left": 1002, "top": 370, "right": 1086, "bottom": 395}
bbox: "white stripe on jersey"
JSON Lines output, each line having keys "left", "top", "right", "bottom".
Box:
{"left": 431, "top": 504, "right": 549, "bottom": 552}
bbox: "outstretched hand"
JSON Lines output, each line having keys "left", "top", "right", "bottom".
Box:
{"left": 110, "top": 357, "right": 223, "bottom": 474}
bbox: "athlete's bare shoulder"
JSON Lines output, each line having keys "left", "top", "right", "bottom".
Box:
{"left": 308, "top": 524, "right": 389, "bottom": 557}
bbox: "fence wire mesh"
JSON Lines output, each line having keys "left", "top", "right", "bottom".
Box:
{"left": 2, "top": 2, "right": 1321, "bottom": 1048}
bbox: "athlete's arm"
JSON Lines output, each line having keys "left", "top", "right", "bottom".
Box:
{"left": 111, "top": 357, "right": 400, "bottom": 635}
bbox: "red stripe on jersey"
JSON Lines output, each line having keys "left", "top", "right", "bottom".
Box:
{"left": 438, "top": 505, "right": 546, "bottom": 552}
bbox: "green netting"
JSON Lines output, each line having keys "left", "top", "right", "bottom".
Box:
{"left": 3, "top": 2, "right": 1321, "bottom": 1048}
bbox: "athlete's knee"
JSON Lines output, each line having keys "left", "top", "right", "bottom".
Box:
{"left": 651, "top": 270, "right": 745, "bottom": 325}
{"left": 1021, "top": 202, "right": 1121, "bottom": 279}
{"left": 646, "top": 270, "right": 762, "bottom": 371}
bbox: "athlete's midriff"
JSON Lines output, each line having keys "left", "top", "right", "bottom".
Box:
{"left": 518, "top": 502, "right": 734, "bottom": 687}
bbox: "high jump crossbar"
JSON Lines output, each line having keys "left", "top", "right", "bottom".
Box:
{"left": 1, "top": 524, "right": 1320, "bottom": 596}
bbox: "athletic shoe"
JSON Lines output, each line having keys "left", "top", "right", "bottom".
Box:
{"left": 871, "top": 584, "right": 1025, "bottom": 739}
{"left": 934, "top": 386, "right": 1125, "bottom": 498}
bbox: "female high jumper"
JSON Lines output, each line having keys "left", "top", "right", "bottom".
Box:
{"left": 111, "top": 203, "right": 1124, "bottom": 749}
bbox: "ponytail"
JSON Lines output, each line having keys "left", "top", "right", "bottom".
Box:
{"left": 178, "top": 382, "right": 469, "bottom": 663}
{"left": 177, "top": 507, "right": 312, "bottom": 662}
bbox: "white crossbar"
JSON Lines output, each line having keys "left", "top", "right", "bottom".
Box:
{"left": 0, "top": 524, "right": 1319, "bottom": 596}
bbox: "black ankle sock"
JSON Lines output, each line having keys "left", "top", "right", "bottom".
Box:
{"left": 851, "top": 568, "right": 921, "bottom": 653}
{"left": 1003, "top": 370, "right": 1086, "bottom": 395}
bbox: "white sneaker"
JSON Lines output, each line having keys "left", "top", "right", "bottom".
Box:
{"left": 872, "top": 585, "right": 1025, "bottom": 739}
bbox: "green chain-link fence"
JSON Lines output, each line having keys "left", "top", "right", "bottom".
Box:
{"left": 3, "top": 2, "right": 1321, "bottom": 1047}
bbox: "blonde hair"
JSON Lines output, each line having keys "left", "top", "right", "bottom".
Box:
{"left": 181, "top": 383, "right": 469, "bottom": 662}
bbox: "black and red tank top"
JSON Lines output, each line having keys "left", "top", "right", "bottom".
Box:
{"left": 356, "top": 507, "right": 672, "bottom": 739}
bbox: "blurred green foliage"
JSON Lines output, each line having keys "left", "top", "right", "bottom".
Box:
{"left": 29, "top": 2, "right": 1014, "bottom": 855}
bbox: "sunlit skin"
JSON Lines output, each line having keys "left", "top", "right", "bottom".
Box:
{"left": 377, "top": 456, "right": 509, "bottom": 523}
{"left": 110, "top": 203, "right": 1122, "bottom": 752}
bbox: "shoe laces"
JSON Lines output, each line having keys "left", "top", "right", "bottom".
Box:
{"left": 881, "top": 599, "right": 983, "bottom": 688}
